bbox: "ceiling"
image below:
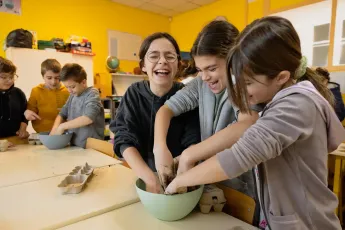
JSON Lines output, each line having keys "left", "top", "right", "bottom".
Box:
{"left": 111, "top": 0, "right": 220, "bottom": 17}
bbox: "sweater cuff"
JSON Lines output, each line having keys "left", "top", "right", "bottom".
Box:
{"left": 118, "top": 144, "right": 133, "bottom": 158}
{"left": 165, "top": 100, "right": 182, "bottom": 117}
{"left": 217, "top": 147, "right": 245, "bottom": 179}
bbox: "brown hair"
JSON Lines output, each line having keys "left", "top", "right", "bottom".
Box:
{"left": 191, "top": 20, "right": 239, "bottom": 59}
{"left": 60, "top": 63, "right": 87, "bottom": 83}
{"left": 139, "top": 32, "right": 181, "bottom": 71}
{"left": 315, "top": 67, "right": 330, "bottom": 82}
{"left": 0, "top": 56, "right": 16, "bottom": 75}
{"left": 41, "top": 59, "right": 61, "bottom": 76}
{"left": 227, "top": 16, "right": 334, "bottom": 113}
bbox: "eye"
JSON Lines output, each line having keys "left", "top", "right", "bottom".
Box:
{"left": 209, "top": 67, "right": 217, "bottom": 72}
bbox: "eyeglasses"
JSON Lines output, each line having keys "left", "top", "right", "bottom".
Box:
{"left": 0, "top": 73, "right": 18, "bottom": 82}
{"left": 146, "top": 52, "right": 178, "bottom": 63}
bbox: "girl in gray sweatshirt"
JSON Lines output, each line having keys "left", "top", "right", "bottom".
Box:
{"left": 165, "top": 16, "right": 345, "bottom": 230}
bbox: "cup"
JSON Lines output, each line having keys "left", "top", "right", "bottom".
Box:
{"left": 0, "top": 139, "right": 9, "bottom": 152}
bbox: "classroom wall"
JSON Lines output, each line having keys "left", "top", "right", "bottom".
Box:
{"left": 170, "top": 0, "right": 247, "bottom": 52}
{"left": 0, "top": 0, "right": 170, "bottom": 97}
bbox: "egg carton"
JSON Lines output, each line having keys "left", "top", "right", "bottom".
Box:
{"left": 28, "top": 133, "right": 42, "bottom": 145}
{"left": 199, "top": 184, "right": 226, "bottom": 214}
{"left": 58, "top": 163, "right": 94, "bottom": 194}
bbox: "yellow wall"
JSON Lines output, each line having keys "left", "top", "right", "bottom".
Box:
{"left": 170, "top": 0, "right": 247, "bottom": 52}
{"left": 0, "top": 0, "right": 170, "bottom": 96}
{"left": 248, "top": 0, "right": 264, "bottom": 24}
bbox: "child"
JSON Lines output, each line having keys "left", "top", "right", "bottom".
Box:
{"left": 0, "top": 57, "right": 29, "bottom": 144}
{"left": 165, "top": 16, "right": 344, "bottom": 230}
{"left": 110, "top": 33, "right": 200, "bottom": 193}
{"left": 50, "top": 63, "right": 104, "bottom": 148}
{"left": 154, "top": 20, "right": 260, "bottom": 198}
{"left": 25, "top": 59, "right": 69, "bottom": 133}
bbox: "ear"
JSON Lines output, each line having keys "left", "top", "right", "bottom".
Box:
{"left": 275, "top": 70, "right": 290, "bottom": 86}
{"left": 142, "top": 64, "right": 146, "bottom": 73}
{"left": 82, "top": 79, "right": 87, "bottom": 85}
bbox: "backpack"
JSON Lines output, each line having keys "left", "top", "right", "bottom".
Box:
{"left": 6, "top": 29, "right": 33, "bottom": 48}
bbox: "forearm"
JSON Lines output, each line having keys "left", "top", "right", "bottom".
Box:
{"left": 183, "top": 119, "right": 256, "bottom": 164}
{"left": 176, "top": 156, "right": 228, "bottom": 188}
{"left": 60, "top": 116, "right": 93, "bottom": 130}
{"left": 153, "top": 105, "right": 174, "bottom": 151}
{"left": 123, "top": 147, "right": 156, "bottom": 183}
{"left": 19, "top": 122, "right": 27, "bottom": 131}
{"left": 52, "top": 115, "right": 65, "bottom": 130}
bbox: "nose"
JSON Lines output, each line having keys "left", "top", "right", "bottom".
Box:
{"left": 157, "top": 55, "right": 167, "bottom": 64}
{"left": 201, "top": 72, "right": 210, "bottom": 81}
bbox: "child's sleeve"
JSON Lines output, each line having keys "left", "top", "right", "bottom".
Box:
{"left": 217, "top": 94, "right": 316, "bottom": 179}
{"left": 27, "top": 88, "right": 38, "bottom": 113}
{"left": 83, "top": 89, "right": 102, "bottom": 122}
{"left": 180, "top": 108, "right": 201, "bottom": 149}
{"left": 20, "top": 90, "right": 28, "bottom": 124}
{"left": 165, "top": 77, "right": 201, "bottom": 117}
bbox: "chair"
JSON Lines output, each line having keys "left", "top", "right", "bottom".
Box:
{"left": 85, "top": 138, "right": 130, "bottom": 168}
{"left": 216, "top": 183, "right": 256, "bottom": 225}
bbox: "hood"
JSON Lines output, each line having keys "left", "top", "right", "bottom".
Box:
{"left": 131, "top": 80, "right": 183, "bottom": 102}
{"left": 269, "top": 80, "right": 345, "bottom": 152}
{"left": 37, "top": 83, "right": 66, "bottom": 91}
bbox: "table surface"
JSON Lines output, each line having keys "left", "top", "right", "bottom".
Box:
{"left": 0, "top": 165, "right": 139, "bottom": 230}
{"left": 59, "top": 202, "right": 258, "bottom": 230}
{"left": 0, "top": 145, "right": 121, "bottom": 188}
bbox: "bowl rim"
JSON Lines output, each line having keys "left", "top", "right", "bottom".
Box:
{"left": 135, "top": 178, "right": 204, "bottom": 197}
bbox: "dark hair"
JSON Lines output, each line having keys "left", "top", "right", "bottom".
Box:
{"left": 315, "top": 67, "right": 330, "bottom": 81}
{"left": 191, "top": 20, "right": 239, "bottom": 58}
{"left": 227, "top": 16, "right": 334, "bottom": 113}
{"left": 60, "top": 63, "right": 87, "bottom": 83}
{"left": 41, "top": 59, "right": 61, "bottom": 76}
{"left": 178, "top": 59, "right": 198, "bottom": 79}
{"left": 0, "top": 56, "right": 16, "bottom": 74}
{"left": 139, "top": 32, "right": 181, "bottom": 70}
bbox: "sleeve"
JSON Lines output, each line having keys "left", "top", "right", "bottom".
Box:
{"left": 27, "top": 88, "right": 38, "bottom": 113}
{"left": 165, "top": 76, "right": 201, "bottom": 116}
{"left": 83, "top": 89, "right": 103, "bottom": 121}
{"left": 59, "top": 96, "right": 71, "bottom": 120}
{"left": 109, "top": 88, "right": 142, "bottom": 158}
{"left": 20, "top": 90, "right": 28, "bottom": 124}
{"left": 217, "top": 94, "right": 315, "bottom": 178}
{"left": 180, "top": 108, "right": 201, "bottom": 148}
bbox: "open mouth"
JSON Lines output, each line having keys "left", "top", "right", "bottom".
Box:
{"left": 208, "top": 80, "right": 219, "bottom": 90}
{"left": 154, "top": 69, "right": 170, "bottom": 77}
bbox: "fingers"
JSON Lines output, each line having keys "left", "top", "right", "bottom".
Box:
{"left": 32, "top": 113, "right": 41, "bottom": 120}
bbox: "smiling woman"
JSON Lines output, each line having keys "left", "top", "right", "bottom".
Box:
{"left": 109, "top": 32, "right": 200, "bottom": 194}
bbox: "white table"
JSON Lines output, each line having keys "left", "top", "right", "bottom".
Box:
{"left": 59, "top": 202, "right": 258, "bottom": 230}
{"left": 0, "top": 145, "right": 121, "bottom": 188}
{"left": 0, "top": 165, "right": 139, "bottom": 230}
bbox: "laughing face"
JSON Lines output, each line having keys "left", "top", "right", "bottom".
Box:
{"left": 194, "top": 55, "right": 227, "bottom": 94}
{"left": 142, "top": 38, "right": 179, "bottom": 88}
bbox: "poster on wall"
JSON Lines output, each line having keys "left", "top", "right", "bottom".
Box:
{"left": 0, "top": 0, "right": 21, "bottom": 15}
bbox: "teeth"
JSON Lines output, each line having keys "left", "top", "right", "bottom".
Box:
{"left": 155, "top": 70, "right": 169, "bottom": 74}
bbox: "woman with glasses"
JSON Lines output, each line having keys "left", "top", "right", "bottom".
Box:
{"left": 0, "top": 57, "right": 29, "bottom": 144}
{"left": 109, "top": 33, "right": 200, "bottom": 193}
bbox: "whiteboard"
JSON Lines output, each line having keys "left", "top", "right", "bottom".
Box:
{"left": 108, "top": 30, "right": 142, "bottom": 61}
{"left": 6, "top": 47, "right": 94, "bottom": 98}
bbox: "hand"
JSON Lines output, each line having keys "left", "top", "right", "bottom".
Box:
{"left": 50, "top": 125, "right": 65, "bottom": 135}
{"left": 144, "top": 176, "right": 164, "bottom": 194}
{"left": 177, "top": 151, "right": 195, "bottom": 176}
{"left": 16, "top": 129, "right": 29, "bottom": 139}
{"left": 154, "top": 146, "right": 174, "bottom": 190}
{"left": 24, "top": 110, "right": 41, "bottom": 121}
{"left": 165, "top": 177, "right": 180, "bottom": 195}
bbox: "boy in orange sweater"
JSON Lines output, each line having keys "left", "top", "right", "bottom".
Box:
{"left": 24, "top": 59, "right": 69, "bottom": 133}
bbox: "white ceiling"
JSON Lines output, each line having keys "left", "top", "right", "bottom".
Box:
{"left": 111, "top": 0, "right": 219, "bottom": 17}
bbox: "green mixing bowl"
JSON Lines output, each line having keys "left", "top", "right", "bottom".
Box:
{"left": 135, "top": 179, "right": 204, "bottom": 221}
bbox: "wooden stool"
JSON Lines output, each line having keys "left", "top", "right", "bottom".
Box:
{"left": 330, "top": 143, "right": 345, "bottom": 224}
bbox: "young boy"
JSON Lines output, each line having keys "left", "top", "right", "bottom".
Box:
{"left": 25, "top": 59, "right": 69, "bottom": 133}
{"left": 50, "top": 63, "right": 104, "bottom": 148}
{"left": 0, "top": 57, "right": 29, "bottom": 144}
